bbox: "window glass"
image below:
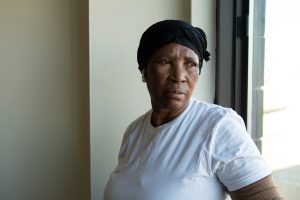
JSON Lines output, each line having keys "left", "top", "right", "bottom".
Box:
{"left": 262, "top": 0, "right": 300, "bottom": 199}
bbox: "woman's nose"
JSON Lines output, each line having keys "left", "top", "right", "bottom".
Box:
{"left": 169, "top": 63, "right": 187, "bottom": 82}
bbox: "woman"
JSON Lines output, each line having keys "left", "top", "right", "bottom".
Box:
{"left": 104, "top": 20, "right": 283, "bottom": 200}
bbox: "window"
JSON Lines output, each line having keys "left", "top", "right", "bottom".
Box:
{"left": 250, "top": 0, "right": 300, "bottom": 199}
{"left": 217, "top": 0, "right": 300, "bottom": 198}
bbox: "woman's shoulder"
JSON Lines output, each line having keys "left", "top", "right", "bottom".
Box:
{"left": 186, "top": 98, "right": 246, "bottom": 134}
{"left": 189, "top": 97, "right": 239, "bottom": 121}
{"left": 123, "top": 110, "right": 151, "bottom": 139}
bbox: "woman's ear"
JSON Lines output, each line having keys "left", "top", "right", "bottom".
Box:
{"left": 142, "top": 69, "right": 146, "bottom": 83}
{"left": 139, "top": 64, "right": 147, "bottom": 83}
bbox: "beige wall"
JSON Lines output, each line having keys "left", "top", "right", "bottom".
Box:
{"left": 0, "top": 0, "right": 215, "bottom": 199}
{"left": 0, "top": 0, "right": 90, "bottom": 199}
{"left": 191, "top": 0, "right": 216, "bottom": 102}
{"left": 90, "top": 0, "right": 216, "bottom": 199}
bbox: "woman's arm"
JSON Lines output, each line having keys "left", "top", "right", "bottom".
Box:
{"left": 229, "top": 175, "right": 284, "bottom": 200}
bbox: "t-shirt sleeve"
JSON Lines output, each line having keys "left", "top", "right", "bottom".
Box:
{"left": 212, "top": 111, "right": 272, "bottom": 192}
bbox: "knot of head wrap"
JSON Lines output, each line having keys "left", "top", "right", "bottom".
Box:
{"left": 137, "top": 19, "right": 210, "bottom": 73}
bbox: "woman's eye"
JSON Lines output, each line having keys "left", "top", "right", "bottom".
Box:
{"left": 186, "top": 61, "right": 198, "bottom": 68}
{"left": 159, "top": 58, "right": 171, "bottom": 64}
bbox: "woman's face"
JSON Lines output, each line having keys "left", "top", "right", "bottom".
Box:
{"left": 144, "top": 42, "right": 200, "bottom": 114}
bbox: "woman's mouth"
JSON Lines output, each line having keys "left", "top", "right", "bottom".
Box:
{"left": 164, "top": 89, "right": 186, "bottom": 99}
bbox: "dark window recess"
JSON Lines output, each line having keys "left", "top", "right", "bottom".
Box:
{"left": 215, "top": 0, "right": 249, "bottom": 124}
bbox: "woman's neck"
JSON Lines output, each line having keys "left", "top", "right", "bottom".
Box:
{"left": 150, "top": 105, "right": 187, "bottom": 127}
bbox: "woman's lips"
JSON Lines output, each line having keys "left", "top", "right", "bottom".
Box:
{"left": 164, "top": 89, "right": 186, "bottom": 99}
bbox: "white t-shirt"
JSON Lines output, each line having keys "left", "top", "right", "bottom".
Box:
{"left": 104, "top": 98, "right": 271, "bottom": 200}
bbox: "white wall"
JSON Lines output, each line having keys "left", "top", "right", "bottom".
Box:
{"left": 0, "top": 0, "right": 90, "bottom": 199}
{"left": 90, "top": 1, "right": 216, "bottom": 199}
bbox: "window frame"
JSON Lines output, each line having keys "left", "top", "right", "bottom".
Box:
{"left": 215, "top": 0, "right": 249, "bottom": 122}
{"left": 216, "top": 0, "right": 266, "bottom": 151}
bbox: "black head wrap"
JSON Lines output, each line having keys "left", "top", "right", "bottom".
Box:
{"left": 137, "top": 19, "right": 210, "bottom": 73}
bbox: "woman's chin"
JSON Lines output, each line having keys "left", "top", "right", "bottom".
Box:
{"left": 162, "top": 98, "right": 188, "bottom": 112}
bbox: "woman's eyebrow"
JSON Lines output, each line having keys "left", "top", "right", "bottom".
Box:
{"left": 185, "top": 56, "right": 199, "bottom": 63}
{"left": 152, "top": 53, "right": 173, "bottom": 60}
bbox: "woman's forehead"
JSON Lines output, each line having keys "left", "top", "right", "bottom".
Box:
{"left": 151, "top": 43, "right": 199, "bottom": 60}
